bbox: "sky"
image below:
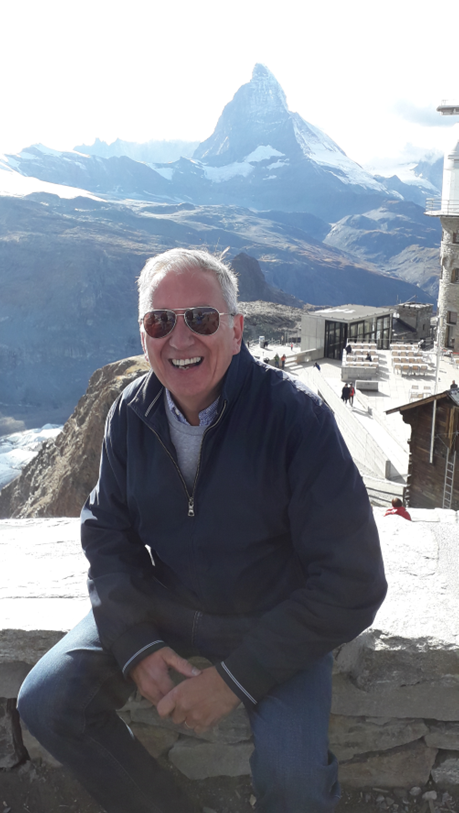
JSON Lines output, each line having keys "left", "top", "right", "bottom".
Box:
{"left": 1, "top": 0, "right": 459, "bottom": 170}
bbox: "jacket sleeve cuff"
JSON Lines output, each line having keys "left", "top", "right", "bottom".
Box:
{"left": 110, "top": 621, "right": 166, "bottom": 677}
{"left": 216, "top": 644, "right": 280, "bottom": 705}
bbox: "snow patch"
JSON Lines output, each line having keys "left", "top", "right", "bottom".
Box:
{"left": 244, "top": 145, "right": 284, "bottom": 163}
{"left": 0, "top": 164, "right": 103, "bottom": 200}
{"left": 203, "top": 162, "right": 254, "bottom": 183}
{"left": 292, "top": 114, "right": 386, "bottom": 192}
{"left": 0, "top": 424, "right": 63, "bottom": 489}
{"left": 267, "top": 160, "right": 288, "bottom": 169}
{"left": 152, "top": 166, "right": 174, "bottom": 181}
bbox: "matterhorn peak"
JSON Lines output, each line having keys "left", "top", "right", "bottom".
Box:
{"left": 249, "top": 63, "right": 288, "bottom": 109}
{"left": 193, "top": 64, "right": 293, "bottom": 166}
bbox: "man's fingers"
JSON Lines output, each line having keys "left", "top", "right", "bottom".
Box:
{"left": 163, "top": 651, "right": 201, "bottom": 678}
{"left": 157, "top": 688, "right": 177, "bottom": 719}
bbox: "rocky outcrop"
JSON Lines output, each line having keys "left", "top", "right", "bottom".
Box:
{"left": 0, "top": 356, "right": 149, "bottom": 518}
{"left": 230, "top": 253, "right": 301, "bottom": 306}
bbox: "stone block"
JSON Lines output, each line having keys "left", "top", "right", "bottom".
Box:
{"left": 0, "top": 698, "right": 27, "bottom": 769}
{"left": 0, "top": 661, "right": 31, "bottom": 698}
{"left": 332, "top": 673, "right": 459, "bottom": 721}
{"left": 329, "top": 715, "right": 428, "bottom": 760}
{"left": 339, "top": 740, "right": 438, "bottom": 789}
{"left": 333, "top": 514, "right": 459, "bottom": 708}
{"left": 431, "top": 752, "right": 459, "bottom": 787}
{"left": 20, "top": 723, "right": 61, "bottom": 767}
{"left": 129, "top": 723, "right": 179, "bottom": 758}
{"left": 129, "top": 701, "right": 251, "bottom": 744}
{"left": 425, "top": 722, "right": 459, "bottom": 750}
{"left": 168, "top": 738, "right": 254, "bottom": 779}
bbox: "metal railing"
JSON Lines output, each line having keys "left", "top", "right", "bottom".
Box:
{"left": 425, "top": 198, "right": 459, "bottom": 216}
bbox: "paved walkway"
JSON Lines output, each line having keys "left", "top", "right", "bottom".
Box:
{"left": 249, "top": 343, "right": 459, "bottom": 486}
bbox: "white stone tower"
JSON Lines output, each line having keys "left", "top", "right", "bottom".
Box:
{"left": 426, "top": 104, "right": 459, "bottom": 351}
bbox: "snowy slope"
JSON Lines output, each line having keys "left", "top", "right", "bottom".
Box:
{"left": 0, "top": 425, "right": 63, "bottom": 489}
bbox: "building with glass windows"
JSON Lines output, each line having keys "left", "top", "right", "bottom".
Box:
{"left": 301, "top": 305, "right": 393, "bottom": 360}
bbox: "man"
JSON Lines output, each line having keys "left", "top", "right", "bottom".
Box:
{"left": 18, "top": 249, "right": 387, "bottom": 813}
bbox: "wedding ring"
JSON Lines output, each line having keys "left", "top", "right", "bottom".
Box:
{"left": 184, "top": 721, "right": 192, "bottom": 729}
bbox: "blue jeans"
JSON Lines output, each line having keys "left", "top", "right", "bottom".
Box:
{"left": 18, "top": 603, "right": 339, "bottom": 813}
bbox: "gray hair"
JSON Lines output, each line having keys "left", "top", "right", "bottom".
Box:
{"left": 137, "top": 248, "right": 239, "bottom": 320}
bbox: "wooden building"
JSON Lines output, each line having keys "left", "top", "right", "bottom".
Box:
{"left": 387, "top": 389, "right": 459, "bottom": 509}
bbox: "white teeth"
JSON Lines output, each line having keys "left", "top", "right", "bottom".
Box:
{"left": 171, "top": 357, "right": 202, "bottom": 367}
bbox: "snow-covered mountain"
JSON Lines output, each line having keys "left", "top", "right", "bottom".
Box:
{"left": 74, "top": 137, "right": 199, "bottom": 164}
{"left": 193, "top": 64, "right": 384, "bottom": 190}
{"left": 0, "top": 424, "right": 62, "bottom": 489}
{"left": 1, "top": 65, "right": 443, "bottom": 219}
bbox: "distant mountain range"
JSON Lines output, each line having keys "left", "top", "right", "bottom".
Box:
{"left": 0, "top": 63, "right": 445, "bottom": 422}
{"left": 74, "top": 137, "right": 199, "bottom": 164}
{"left": 2, "top": 65, "right": 442, "bottom": 219}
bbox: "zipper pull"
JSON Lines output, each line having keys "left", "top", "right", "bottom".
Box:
{"left": 188, "top": 497, "right": 195, "bottom": 517}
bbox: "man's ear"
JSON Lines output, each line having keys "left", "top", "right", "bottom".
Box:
{"left": 232, "top": 313, "right": 244, "bottom": 355}
{"left": 140, "top": 328, "right": 149, "bottom": 363}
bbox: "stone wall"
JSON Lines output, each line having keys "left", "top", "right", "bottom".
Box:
{"left": 0, "top": 510, "right": 458, "bottom": 790}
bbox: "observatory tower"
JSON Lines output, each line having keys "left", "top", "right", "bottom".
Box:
{"left": 426, "top": 103, "right": 459, "bottom": 351}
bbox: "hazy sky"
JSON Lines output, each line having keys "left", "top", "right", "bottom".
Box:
{"left": 1, "top": 0, "right": 458, "bottom": 168}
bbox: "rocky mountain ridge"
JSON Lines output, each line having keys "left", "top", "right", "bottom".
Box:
{"left": 0, "top": 193, "right": 430, "bottom": 417}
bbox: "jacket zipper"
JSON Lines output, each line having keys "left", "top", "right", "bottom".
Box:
{"left": 147, "top": 400, "right": 227, "bottom": 518}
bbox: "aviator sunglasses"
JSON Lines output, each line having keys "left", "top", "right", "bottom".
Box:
{"left": 142, "top": 306, "right": 235, "bottom": 339}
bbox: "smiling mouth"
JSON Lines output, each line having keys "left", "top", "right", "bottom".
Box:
{"left": 170, "top": 357, "right": 203, "bottom": 370}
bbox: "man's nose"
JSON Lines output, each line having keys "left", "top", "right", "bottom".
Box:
{"left": 169, "top": 314, "right": 195, "bottom": 346}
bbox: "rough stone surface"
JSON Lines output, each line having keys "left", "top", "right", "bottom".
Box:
{"left": 328, "top": 715, "right": 428, "bottom": 760}
{"left": 20, "top": 723, "right": 61, "bottom": 767}
{"left": 129, "top": 723, "right": 179, "bottom": 759}
{"left": 332, "top": 510, "right": 459, "bottom": 721}
{"left": 0, "top": 698, "right": 28, "bottom": 769}
{"left": 331, "top": 673, "right": 459, "bottom": 721}
{"left": 338, "top": 740, "right": 438, "bottom": 789}
{"left": 431, "top": 751, "right": 459, "bottom": 787}
{"left": 0, "top": 356, "right": 149, "bottom": 518}
{"left": 168, "top": 738, "right": 254, "bottom": 780}
{"left": 425, "top": 722, "right": 459, "bottom": 750}
{"left": 0, "top": 518, "right": 89, "bottom": 695}
{"left": 128, "top": 701, "right": 251, "bottom": 745}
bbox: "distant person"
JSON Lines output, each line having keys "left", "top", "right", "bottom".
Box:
{"left": 365, "top": 353, "right": 372, "bottom": 362}
{"left": 345, "top": 343, "right": 352, "bottom": 354}
{"left": 384, "top": 498, "right": 411, "bottom": 521}
{"left": 274, "top": 353, "right": 280, "bottom": 368}
{"left": 290, "top": 342, "right": 294, "bottom": 351}
{"left": 341, "top": 384, "right": 351, "bottom": 404}
{"left": 349, "top": 384, "right": 355, "bottom": 406}
{"left": 280, "top": 354, "right": 286, "bottom": 369}
{"left": 314, "top": 362, "right": 321, "bottom": 371}
{"left": 450, "top": 380, "right": 458, "bottom": 390}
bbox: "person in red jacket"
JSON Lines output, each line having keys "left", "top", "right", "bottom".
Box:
{"left": 384, "top": 497, "right": 411, "bottom": 520}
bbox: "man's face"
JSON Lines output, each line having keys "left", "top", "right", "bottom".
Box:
{"left": 140, "top": 267, "right": 244, "bottom": 422}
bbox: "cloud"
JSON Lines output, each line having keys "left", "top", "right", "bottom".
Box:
{"left": 393, "top": 101, "right": 454, "bottom": 127}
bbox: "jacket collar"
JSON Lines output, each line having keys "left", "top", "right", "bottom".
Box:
{"left": 127, "top": 341, "right": 254, "bottom": 428}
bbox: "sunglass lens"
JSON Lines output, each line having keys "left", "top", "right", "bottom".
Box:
{"left": 185, "top": 307, "right": 220, "bottom": 335}
{"left": 144, "top": 310, "right": 176, "bottom": 338}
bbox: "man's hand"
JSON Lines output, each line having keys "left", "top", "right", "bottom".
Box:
{"left": 130, "top": 647, "right": 201, "bottom": 706}
{"left": 156, "top": 665, "right": 240, "bottom": 733}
